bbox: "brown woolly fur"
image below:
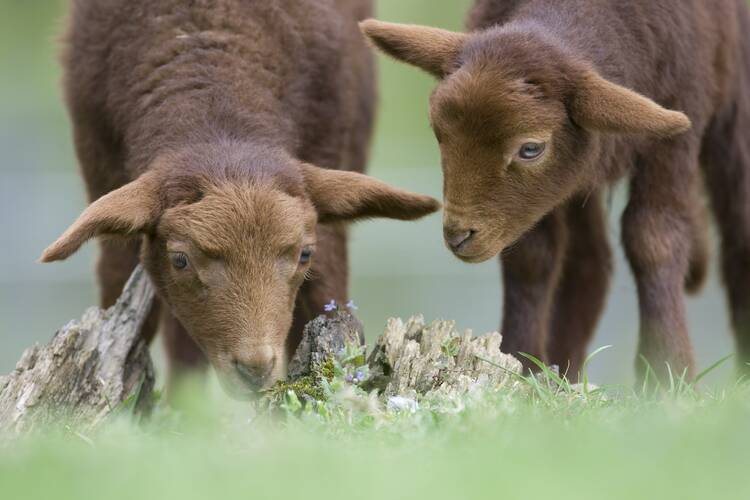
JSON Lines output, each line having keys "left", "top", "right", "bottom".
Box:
{"left": 362, "top": 0, "right": 750, "bottom": 383}
{"left": 43, "top": 0, "right": 439, "bottom": 400}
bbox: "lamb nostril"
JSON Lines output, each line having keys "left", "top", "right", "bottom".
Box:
{"left": 234, "top": 358, "right": 275, "bottom": 389}
{"left": 444, "top": 228, "right": 476, "bottom": 251}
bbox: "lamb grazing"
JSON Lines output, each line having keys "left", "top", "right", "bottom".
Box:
{"left": 41, "top": 0, "right": 439, "bottom": 399}
{"left": 361, "top": 0, "right": 750, "bottom": 382}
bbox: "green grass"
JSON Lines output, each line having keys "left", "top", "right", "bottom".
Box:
{"left": 2, "top": 355, "right": 750, "bottom": 500}
{"left": 2, "top": 2, "right": 750, "bottom": 498}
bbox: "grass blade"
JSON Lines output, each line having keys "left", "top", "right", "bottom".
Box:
{"left": 518, "top": 352, "right": 570, "bottom": 395}
{"left": 581, "top": 345, "right": 612, "bottom": 394}
{"left": 692, "top": 354, "right": 734, "bottom": 385}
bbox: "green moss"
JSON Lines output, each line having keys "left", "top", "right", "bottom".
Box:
{"left": 262, "top": 356, "right": 337, "bottom": 408}
{"left": 264, "top": 376, "right": 325, "bottom": 406}
{"left": 318, "top": 357, "right": 336, "bottom": 382}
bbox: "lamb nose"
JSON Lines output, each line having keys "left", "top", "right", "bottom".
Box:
{"left": 444, "top": 227, "right": 476, "bottom": 251}
{"left": 234, "top": 359, "right": 274, "bottom": 389}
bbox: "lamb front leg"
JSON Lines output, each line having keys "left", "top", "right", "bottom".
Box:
{"left": 500, "top": 210, "right": 567, "bottom": 369}
{"left": 623, "top": 141, "right": 699, "bottom": 383}
{"left": 548, "top": 192, "right": 613, "bottom": 379}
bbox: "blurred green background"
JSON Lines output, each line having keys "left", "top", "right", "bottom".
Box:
{"left": 0, "top": 0, "right": 736, "bottom": 385}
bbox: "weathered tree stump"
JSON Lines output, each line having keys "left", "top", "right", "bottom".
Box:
{"left": 0, "top": 266, "right": 155, "bottom": 435}
{"left": 367, "top": 316, "right": 522, "bottom": 399}
{"left": 281, "top": 312, "right": 521, "bottom": 405}
{"left": 287, "top": 310, "right": 365, "bottom": 380}
{"left": 1, "top": 267, "right": 522, "bottom": 434}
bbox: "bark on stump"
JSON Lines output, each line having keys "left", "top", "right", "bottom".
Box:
{"left": 0, "top": 266, "right": 155, "bottom": 435}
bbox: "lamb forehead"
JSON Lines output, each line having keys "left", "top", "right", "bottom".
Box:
{"left": 162, "top": 182, "right": 315, "bottom": 255}
{"left": 432, "top": 69, "right": 564, "bottom": 141}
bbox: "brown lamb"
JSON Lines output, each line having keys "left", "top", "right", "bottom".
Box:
{"left": 41, "top": 0, "right": 439, "bottom": 399}
{"left": 361, "top": 0, "right": 750, "bottom": 382}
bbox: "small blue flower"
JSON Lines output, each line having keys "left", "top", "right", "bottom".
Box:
{"left": 346, "top": 300, "right": 358, "bottom": 311}
{"left": 345, "top": 373, "right": 353, "bottom": 383}
{"left": 355, "top": 370, "right": 365, "bottom": 380}
{"left": 324, "top": 300, "right": 337, "bottom": 312}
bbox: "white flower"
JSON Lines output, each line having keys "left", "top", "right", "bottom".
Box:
{"left": 387, "top": 396, "right": 419, "bottom": 414}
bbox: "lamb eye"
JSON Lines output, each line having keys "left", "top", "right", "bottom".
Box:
{"left": 299, "top": 246, "right": 313, "bottom": 265}
{"left": 171, "top": 252, "right": 189, "bottom": 270}
{"left": 518, "top": 142, "right": 546, "bottom": 161}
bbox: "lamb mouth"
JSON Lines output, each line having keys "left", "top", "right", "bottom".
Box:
{"left": 452, "top": 245, "right": 500, "bottom": 264}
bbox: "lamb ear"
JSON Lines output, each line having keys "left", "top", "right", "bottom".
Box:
{"left": 40, "top": 171, "right": 162, "bottom": 262}
{"left": 300, "top": 164, "right": 440, "bottom": 223}
{"left": 571, "top": 70, "right": 691, "bottom": 137}
{"left": 360, "top": 19, "right": 468, "bottom": 78}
